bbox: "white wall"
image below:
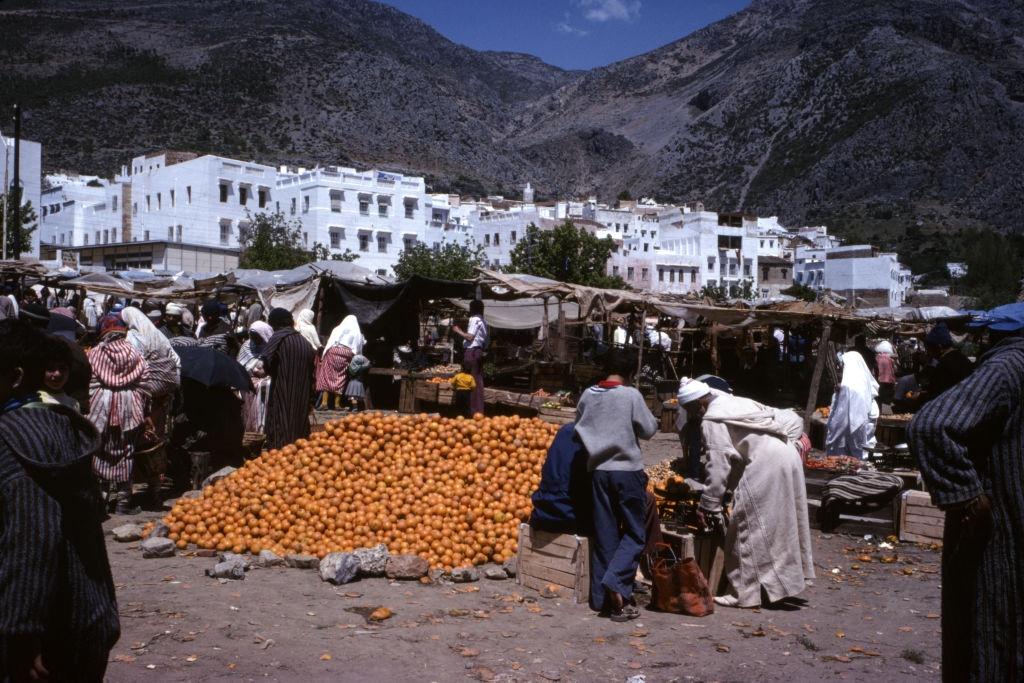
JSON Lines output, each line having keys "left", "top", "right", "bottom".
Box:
{"left": 0, "top": 135, "right": 42, "bottom": 256}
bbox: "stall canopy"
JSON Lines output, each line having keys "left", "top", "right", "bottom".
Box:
{"left": 449, "top": 298, "right": 582, "bottom": 330}
{"left": 968, "top": 301, "right": 1024, "bottom": 332}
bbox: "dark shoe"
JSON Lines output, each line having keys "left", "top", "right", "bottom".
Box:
{"left": 609, "top": 605, "right": 641, "bottom": 622}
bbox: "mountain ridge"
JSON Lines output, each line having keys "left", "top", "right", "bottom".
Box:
{"left": 1, "top": 0, "right": 1022, "bottom": 251}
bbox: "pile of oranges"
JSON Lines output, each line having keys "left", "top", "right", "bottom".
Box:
{"left": 164, "top": 413, "right": 558, "bottom": 571}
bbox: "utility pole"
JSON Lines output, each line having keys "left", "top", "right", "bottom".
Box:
{"left": 11, "top": 104, "right": 21, "bottom": 260}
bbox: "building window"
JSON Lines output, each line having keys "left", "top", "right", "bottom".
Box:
{"left": 111, "top": 228, "right": 117, "bottom": 242}
{"left": 511, "top": 231, "right": 517, "bottom": 244}
{"left": 258, "top": 188, "right": 268, "bottom": 208}
{"left": 404, "top": 202, "right": 414, "bottom": 219}
{"left": 219, "top": 183, "right": 229, "bottom": 203}
{"left": 760, "top": 240, "right": 764, "bottom": 248}
{"left": 83, "top": 234, "right": 89, "bottom": 245}
{"left": 484, "top": 235, "right": 491, "bottom": 246}
{"left": 359, "top": 198, "right": 370, "bottom": 215}
{"left": 378, "top": 203, "right": 388, "bottom": 218}
{"left": 641, "top": 267, "right": 648, "bottom": 281}
{"left": 239, "top": 186, "right": 248, "bottom": 206}
{"left": 762, "top": 267, "right": 770, "bottom": 281}
{"left": 176, "top": 225, "right": 183, "bottom": 242}
{"left": 238, "top": 221, "right": 251, "bottom": 243}
{"left": 627, "top": 267, "right": 635, "bottom": 281}
{"left": 302, "top": 195, "right": 310, "bottom": 213}
{"left": 643, "top": 243, "right": 649, "bottom": 252}
{"left": 658, "top": 268, "right": 664, "bottom": 282}
{"left": 330, "top": 190, "right": 342, "bottom": 213}
{"left": 377, "top": 234, "right": 388, "bottom": 253}
{"left": 132, "top": 202, "right": 137, "bottom": 217}
{"left": 144, "top": 230, "right": 150, "bottom": 241}
{"left": 376, "top": 269, "right": 387, "bottom": 277}
{"left": 168, "top": 190, "right": 174, "bottom": 208}
{"left": 95, "top": 230, "right": 100, "bottom": 244}
{"left": 743, "top": 261, "right": 751, "bottom": 277}
{"left": 168, "top": 226, "right": 174, "bottom": 241}
{"left": 494, "top": 233, "right": 500, "bottom": 246}
{"left": 146, "top": 195, "right": 151, "bottom": 211}
{"left": 359, "top": 234, "right": 370, "bottom": 252}
{"left": 157, "top": 193, "right": 162, "bottom": 210}
{"left": 59, "top": 233, "right": 65, "bottom": 245}
{"left": 112, "top": 196, "right": 118, "bottom": 212}
{"left": 707, "top": 257, "right": 715, "bottom": 271}
{"left": 103, "top": 229, "right": 109, "bottom": 244}
{"left": 781, "top": 268, "right": 788, "bottom": 280}
{"left": 220, "top": 220, "right": 231, "bottom": 245}
{"left": 669, "top": 269, "right": 675, "bottom": 283}
{"left": 612, "top": 265, "right": 619, "bottom": 276}
{"left": 330, "top": 230, "right": 342, "bottom": 249}
{"left": 290, "top": 198, "right": 297, "bottom": 215}
{"left": 187, "top": 186, "right": 192, "bottom": 204}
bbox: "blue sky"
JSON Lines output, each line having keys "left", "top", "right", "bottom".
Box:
{"left": 380, "top": 0, "right": 751, "bottom": 70}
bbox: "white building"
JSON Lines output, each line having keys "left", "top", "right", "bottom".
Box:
{"left": 38, "top": 175, "right": 124, "bottom": 261}
{"left": 651, "top": 210, "right": 760, "bottom": 296}
{"left": 1, "top": 132, "right": 42, "bottom": 257}
{"left": 822, "top": 245, "right": 909, "bottom": 308}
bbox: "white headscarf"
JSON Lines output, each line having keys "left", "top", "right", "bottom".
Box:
{"left": 824, "top": 351, "right": 879, "bottom": 457}
{"left": 325, "top": 315, "right": 365, "bottom": 354}
{"left": 122, "top": 306, "right": 179, "bottom": 368}
{"left": 677, "top": 377, "right": 712, "bottom": 406}
{"left": 83, "top": 298, "right": 98, "bottom": 328}
{"left": 874, "top": 340, "right": 894, "bottom": 355}
{"left": 295, "top": 308, "right": 321, "bottom": 350}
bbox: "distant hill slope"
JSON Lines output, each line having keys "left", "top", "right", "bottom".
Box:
{"left": 1, "top": 0, "right": 1023, "bottom": 249}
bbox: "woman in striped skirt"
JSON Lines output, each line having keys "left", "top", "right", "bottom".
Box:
{"left": 87, "top": 315, "right": 151, "bottom": 514}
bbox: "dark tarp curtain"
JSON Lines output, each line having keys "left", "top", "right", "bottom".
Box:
{"left": 320, "top": 275, "right": 476, "bottom": 344}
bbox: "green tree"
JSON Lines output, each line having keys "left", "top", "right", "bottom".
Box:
{"left": 1, "top": 192, "right": 38, "bottom": 259}
{"left": 393, "top": 241, "right": 486, "bottom": 281}
{"left": 961, "top": 231, "right": 1024, "bottom": 309}
{"left": 312, "top": 242, "right": 360, "bottom": 263}
{"left": 507, "top": 221, "right": 626, "bottom": 288}
{"left": 782, "top": 282, "right": 818, "bottom": 302}
{"left": 616, "top": 189, "right": 632, "bottom": 205}
{"left": 237, "top": 211, "right": 312, "bottom": 270}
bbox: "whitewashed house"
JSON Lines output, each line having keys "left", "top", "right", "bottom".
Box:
{"left": 0, "top": 132, "right": 42, "bottom": 257}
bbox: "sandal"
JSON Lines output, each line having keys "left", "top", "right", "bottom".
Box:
{"left": 609, "top": 605, "right": 641, "bottom": 622}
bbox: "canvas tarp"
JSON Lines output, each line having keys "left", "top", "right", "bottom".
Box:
{"left": 448, "top": 298, "right": 582, "bottom": 330}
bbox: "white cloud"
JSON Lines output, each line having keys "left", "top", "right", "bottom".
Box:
{"left": 555, "top": 20, "right": 590, "bottom": 36}
{"left": 578, "top": 0, "right": 641, "bottom": 22}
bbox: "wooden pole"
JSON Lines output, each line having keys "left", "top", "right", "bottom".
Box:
{"left": 803, "top": 320, "right": 833, "bottom": 432}
{"left": 635, "top": 305, "right": 645, "bottom": 383}
{"left": 556, "top": 298, "right": 567, "bottom": 362}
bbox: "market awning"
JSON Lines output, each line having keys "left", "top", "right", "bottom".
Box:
{"left": 449, "top": 298, "right": 582, "bottom": 330}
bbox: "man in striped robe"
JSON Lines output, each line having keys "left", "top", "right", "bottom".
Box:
{"left": 0, "top": 320, "right": 120, "bottom": 680}
{"left": 261, "top": 308, "right": 315, "bottom": 450}
{"left": 908, "top": 336, "right": 1024, "bottom": 681}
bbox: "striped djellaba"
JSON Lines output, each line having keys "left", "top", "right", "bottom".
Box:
{"left": 260, "top": 328, "right": 316, "bottom": 450}
{"left": 908, "top": 337, "right": 1024, "bottom": 682}
{"left": 0, "top": 403, "right": 120, "bottom": 680}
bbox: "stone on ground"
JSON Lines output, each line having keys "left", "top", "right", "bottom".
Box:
{"left": 483, "top": 565, "right": 508, "bottom": 581}
{"left": 256, "top": 549, "right": 286, "bottom": 568}
{"left": 140, "top": 537, "right": 176, "bottom": 558}
{"left": 385, "top": 554, "right": 429, "bottom": 580}
{"left": 112, "top": 523, "right": 143, "bottom": 542}
{"left": 450, "top": 567, "right": 480, "bottom": 583}
{"left": 353, "top": 544, "right": 389, "bottom": 577}
{"left": 285, "top": 553, "right": 320, "bottom": 569}
{"left": 319, "top": 552, "right": 360, "bottom": 585}
{"left": 218, "top": 552, "right": 252, "bottom": 570}
{"left": 502, "top": 557, "right": 517, "bottom": 578}
{"left": 206, "top": 561, "right": 245, "bottom": 580}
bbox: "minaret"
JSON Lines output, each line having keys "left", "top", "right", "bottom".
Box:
{"left": 523, "top": 182, "right": 534, "bottom": 205}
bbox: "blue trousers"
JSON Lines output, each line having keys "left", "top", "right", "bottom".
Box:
{"left": 589, "top": 469, "right": 648, "bottom": 612}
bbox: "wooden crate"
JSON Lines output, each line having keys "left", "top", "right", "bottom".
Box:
{"left": 537, "top": 406, "right": 575, "bottom": 425}
{"left": 414, "top": 381, "right": 440, "bottom": 403}
{"left": 899, "top": 490, "right": 945, "bottom": 544}
{"left": 398, "top": 378, "right": 417, "bottom": 413}
{"left": 660, "top": 403, "right": 678, "bottom": 433}
{"left": 436, "top": 385, "right": 454, "bottom": 406}
{"left": 516, "top": 524, "right": 589, "bottom": 604}
{"left": 693, "top": 535, "right": 728, "bottom": 596}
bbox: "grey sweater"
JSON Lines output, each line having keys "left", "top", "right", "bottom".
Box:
{"left": 575, "top": 384, "right": 659, "bottom": 472}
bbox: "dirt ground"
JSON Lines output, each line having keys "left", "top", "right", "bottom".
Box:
{"left": 103, "top": 434, "right": 943, "bottom": 682}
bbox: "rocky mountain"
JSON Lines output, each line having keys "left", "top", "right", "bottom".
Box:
{"left": 1, "top": 0, "right": 1023, "bottom": 248}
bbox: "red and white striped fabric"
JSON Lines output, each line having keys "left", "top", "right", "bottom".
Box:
{"left": 88, "top": 337, "right": 150, "bottom": 482}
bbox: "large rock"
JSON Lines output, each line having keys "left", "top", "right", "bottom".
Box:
{"left": 201, "top": 467, "right": 236, "bottom": 489}
{"left": 353, "top": 544, "right": 389, "bottom": 577}
{"left": 502, "top": 557, "right": 517, "bottom": 578}
{"left": 483, "top": 565, "right": 508, "bottom": 581}
{"left": 218, "top": 552, "right": 252, "bottom": 570}
{"left": 319, "top": 552, "right": 360, "bottom": 585}
{"left": 285, "top": 553, "right": 320, "bottom": 569}
{"left": 150, "top": 521, "right": 171, "bottom": 538}
{"left": 112, "top": 523, "right": 143, "bottom": 542}
{"left": 385, "top": 554, "right": 429, "bottom": 580}
{"left": 140, "top": 537, "right": 176, "bottom": 558}
{"left": 450, "top": 567, "right": 480, "bottom": 583}
{"left": 256, "top": 549, "right": 285, "bottom": 568}
{"left": 206, "top": 561, "right": 245, "bottom": 580}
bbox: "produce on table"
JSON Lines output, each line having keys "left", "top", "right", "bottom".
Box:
{"left": 164, "top": 413, "right": 558, "bottom": 571}
{"left": 815, "top": 406, "right": 831, "bottom": 418}
{"left": 420, "top": 363, "right": 460, "bottom": 376}
{"left": 804, "top": 454, "right": 865, "bottom": 472}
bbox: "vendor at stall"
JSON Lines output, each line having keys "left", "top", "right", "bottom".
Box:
{"left": 678, "top": 378, "right": 814, "bottom": 609}
{"left": 451, "top": 300, "right": 487, "bottom": 416}
{"left": 825, "top": 351, "right": 879, "bottom": 459}
{"left": 918, "top": 323, "right": 974, "bottom": 403}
